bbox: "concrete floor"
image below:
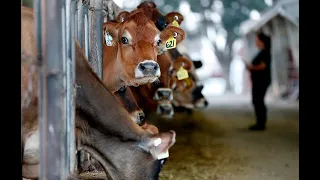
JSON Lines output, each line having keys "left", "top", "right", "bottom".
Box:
{"left": 150, "top": 93, "right": 299, "bottom": 180}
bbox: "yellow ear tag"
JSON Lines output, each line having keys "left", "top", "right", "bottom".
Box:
{"left": 172, "top": 20, "right": 180, "bottom": 27}
{"left": 165, "top": 36, "right": 176, "bottom": 49}
{"left": 184, "top": 78, "right": 191, "bottom": 87}
{"left": 177, "top": 66, "right": 189, "bottom": 80}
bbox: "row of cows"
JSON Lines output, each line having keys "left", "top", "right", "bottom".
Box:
{"left": 21, "top": 1, "right": 208, "bottom": 179}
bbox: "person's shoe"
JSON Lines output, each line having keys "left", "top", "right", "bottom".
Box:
{"left": 248, "top": 124, "right": 266, "bottom": 131}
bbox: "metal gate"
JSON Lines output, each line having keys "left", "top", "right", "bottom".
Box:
{"left": 34, "top": 0, "right": 118, "bottom": 179}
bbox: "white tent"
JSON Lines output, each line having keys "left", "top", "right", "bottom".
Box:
{"left": 239, "top": 0, "right": 299, "bottom": 98}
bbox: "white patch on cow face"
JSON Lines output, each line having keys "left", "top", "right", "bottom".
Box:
{"left": 195, "top": 98, "right": 207, "bottom": 108}
{"left": 154, "top": 33, "right": 161, "bottom": 44}
{"left": 183, "top": 104, "right": 194, "bottom": 109}
{"left": 25, "top": 131, "right": 39, "bottom": 151}
{"left": 134, "top": 60, "right": 161, "bottom": 78}
{"left": 157, "top": 150, "right": 169, "bottom": 160}
{"left": 121, "top": 30, "right": 132, "bottom": 45}
{"left": 154, "top": 138, "right": 162, "bottom": 146}
{"left": 24, "top": 130, "right": 40, "bottom": 164}
{"left": 154, "top": 33, "right": 167, "bottom": 55}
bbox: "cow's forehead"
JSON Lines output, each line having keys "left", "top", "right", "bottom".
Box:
{"left": 120, "top": 21, "right": 159, "bottom": 42}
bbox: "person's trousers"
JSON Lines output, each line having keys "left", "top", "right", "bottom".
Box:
{"left": 251, "top": 82, "right": 270, "bottom": 126}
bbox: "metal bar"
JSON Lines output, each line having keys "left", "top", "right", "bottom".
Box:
{"left": 61, "top": 0, "right": 68, "bottom": 178}
{"left": 84, "top": 4, "right": 90, "bottom": 59}
{"left": 66, "top": 0, "right": 77, "bottom": 175}
{"left": 37, "top": 0, "right": 67, "bottom": 179}
{"left": 77, "top": 0, "right": 84, "bottom": 47}
{"left": 88, "top": 0, "right": 103, "bottom": 79}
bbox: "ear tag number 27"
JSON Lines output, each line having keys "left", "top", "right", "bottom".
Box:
{"left": 165, "top": 32, "right": 177, "bottom": 50}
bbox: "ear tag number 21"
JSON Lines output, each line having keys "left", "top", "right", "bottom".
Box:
{"left": 165, "top": 32, "right": 177, "bottom": 50}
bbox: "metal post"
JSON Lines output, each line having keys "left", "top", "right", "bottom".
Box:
{"left": 88, "top": 0, "right": 103, "bottom": 79}
{"left": 84, "top": 4, "right": 90, "bottom": 59}
{"left": 66, "top": 0, "right": 77, "bottom": 175}
{"left": 36, "top": 0, "right": 68, "bottom": 179}
{"left": 77, "top": 0, "right": 85, "bottom": 47}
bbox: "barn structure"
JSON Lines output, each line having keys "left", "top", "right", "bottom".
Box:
{"left": 239, "top": 0, "right": 299, "bottom": 99}
{"left": 22, "top": 0, "right": 120, "bottom": 179}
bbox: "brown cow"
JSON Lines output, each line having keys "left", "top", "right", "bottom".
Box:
{"left": 102, "top": 11, "right": 185, "bottom": 93}
{"left": 116, "top": 5, "right": 186, "bottom": 118}
{"left": 22, "top": 6, "right": 175, "bottom": 179}
{"left": 107, "top": 9, "right": 186, "bottom": 119}
{"left": 102, "top": 11, "right": 185, "bottom": 120}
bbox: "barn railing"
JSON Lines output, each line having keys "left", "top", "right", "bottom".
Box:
{"left": 35, "top": 0, "right": 119, "bottom": 179}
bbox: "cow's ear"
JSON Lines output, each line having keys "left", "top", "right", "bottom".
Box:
{"left": 139, "top": 130, "right": 176, "bottom": 160}
{"left": 103, "top": 22, "right": 118, "bottom": 46}
{"left": 193, "top": 60, "right": 203, "bottom": 69}
{"left": 165, "top": 12, "right": 184, "bottom": 25}
{"left": 160, "top": 26, "right": 186, "bottom": 45}
{"left": 137, "top": 1, "right": 157, "bottom": 8}
{"left": 116, "top": 11, "right": 130, "bottom": 22}
{"left": 175, "top": 57, "right": 192, "bottom": 71}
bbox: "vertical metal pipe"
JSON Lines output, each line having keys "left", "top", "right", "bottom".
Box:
{"left": 66, "top": 0, "right": 76, "bottom": 175}
{"left": 88, "top": 0, "right": 103, "bottom": 79}
{"left": 37, "top": 0, "right": 67, "bottom": 179}
{"left": 84, "top": 4, "right": 90, "bottom": 59}
{"left": 77, "top": 0, "right": 84, "bottom": 47}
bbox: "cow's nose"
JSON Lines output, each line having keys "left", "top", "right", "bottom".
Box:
{"left": 138, "top": 112, "right": 146, "bottom": 125}
{"left": 154, "top": 88, "right": 173, "bottom": 101}
{"left": 136, "top": 60, "right": 161, "bottom": 78}
{"left": 158, "top": 104, "right": 173, "bottom": 115}
{"left": 204, "top": 100, "right": 208, "bottom": 106}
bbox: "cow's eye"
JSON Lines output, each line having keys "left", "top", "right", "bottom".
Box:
{"left": 121, "top": 37, "right": 129, "bottom": 44}
{"left": 157, "top": 39, "right": 162, "bottom": 46}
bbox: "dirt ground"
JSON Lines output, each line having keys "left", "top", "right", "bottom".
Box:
{"left": 148, "top": 95, "right": 299, "bottom": 180}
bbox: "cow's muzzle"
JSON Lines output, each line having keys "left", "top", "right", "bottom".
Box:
{"left": 130, "top": 110, "right": 146, "bottom": 125}
{"left": 154, "top": 88, "right": 173, "bottom": 101}
{"left": 135, "top": 60, "right": 161, "bottom": 78}
{"left": 156, "top": 101, "right": 174, "bottom": 119}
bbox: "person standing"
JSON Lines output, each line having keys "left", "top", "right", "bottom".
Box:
{"left": 244, "top": 32, "right": 271, "bottom": 131}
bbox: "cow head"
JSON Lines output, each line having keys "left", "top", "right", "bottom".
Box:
{"left": 192, "top": 84, "right": 209, "bottom": 109}
{"left": 169, "top": 57, "right": 208, "bottom": 109}
{"left": 77, "top": 129, "right": 176, "bottom": 180}
{"left": 103, "top": 11, "right": 186, "bottom": 87}
{"left": 170, "top": 56, "right": 195, "bottom": 92}
{"left": 114, "top": 87, "right": 145, "bottom": 125}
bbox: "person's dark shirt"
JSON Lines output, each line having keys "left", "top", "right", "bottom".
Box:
{"left": 250, "top": 49, "right": 271, "bottom": 84}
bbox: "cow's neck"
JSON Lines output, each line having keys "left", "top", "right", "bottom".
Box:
{"left": 75, "top": 43, "right": 147, "bottom": 141}
{"left": 168, "top": 48, "right": 183, "bottom": 60}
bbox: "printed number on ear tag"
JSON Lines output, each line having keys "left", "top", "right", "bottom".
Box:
{"left": 177, "top": 66, "right": 189, "bottom": 80}
{"left": 172, "top": 20, "right": 180, "bottom": 27}
{"left": 165, "top": 36, "right": 176, "bottom": 49}
{"left": 105, "top": 32, "right": 113, "bottom": 46}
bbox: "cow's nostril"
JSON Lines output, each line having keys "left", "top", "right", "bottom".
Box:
{"left": 154, "top": 64, "right": 159, "bottom": 70}
{"left": 139, "top": 64, "right": 146, "bottom": 71}
{"left": 204, "top": 101, "right": 208, "bottom": 106}
{"left": 138, "top": 112, "right": 145, "bottom": 124}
